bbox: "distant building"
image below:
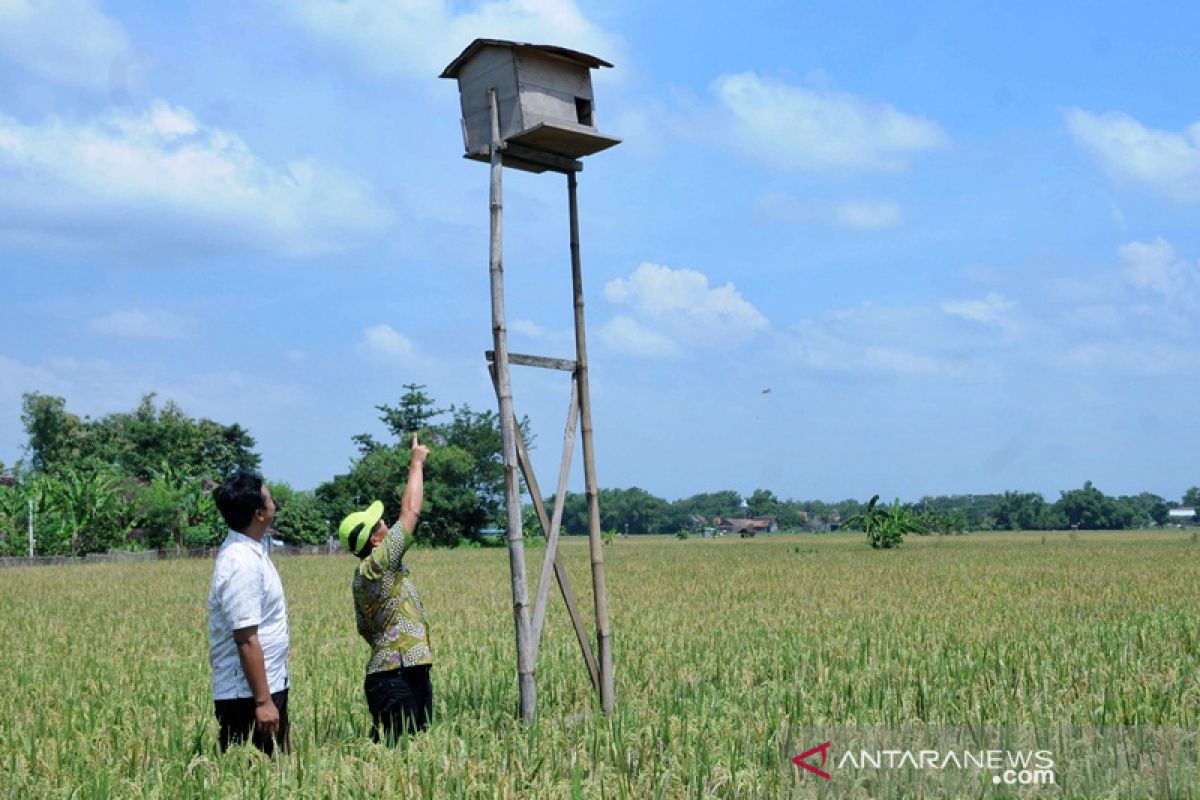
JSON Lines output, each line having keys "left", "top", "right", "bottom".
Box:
{"left": 1168, "top": 507, "right": 1196, "bottom": 524}
{"left": 714, "top": 516, "right": 779, "bottom": 537}
{"left": 0, "top": 473, "right": 14, "bottom": 487}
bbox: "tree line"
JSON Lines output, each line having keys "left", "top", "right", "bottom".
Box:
{"left": 1, "top": 388, "right": 1196, "bottom": 557}
{"left": 543, "top": 483, "right": 1196, "bottom": 536}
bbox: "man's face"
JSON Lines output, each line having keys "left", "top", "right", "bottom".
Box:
{"left": 259, "top": 487, "right": 278, "bottom": 526}
{"left": 369, "top": 518, "right": 388, "bottom": 546}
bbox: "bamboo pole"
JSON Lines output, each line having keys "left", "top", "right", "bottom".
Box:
{"left": 568, "top": 170, "right": 615, "bottom": 715}
{"left": 488, "top": 88, "right": 536, "bottom": 722}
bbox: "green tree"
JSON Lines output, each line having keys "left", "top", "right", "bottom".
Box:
{"left": 318, "top": 387, "right": 520, "bottom": 547}
{"left": 422, "top": 446, "right": 494, "bottom": 547}
{"left": 377, "top": 384, "right": 443, "bottom": 441}
{"left": 44, "top": 466, "right": 136, "bottom": 555}
{"left": 180, "top": 487, "right": 226, "bottom": 548}
{"left": 547, "top": 492, "right": 589, "bottom": 536}
{"left": 920, "top": 509, "right": 967, "bottom": 535}
{"left": 21, "top": 394, "right": 89, "bottom": 471}
{"left": 1119, "top": 493, "right": 1169, "bottom": 527}
{"left": 1053, "top": 481, "right": 1135, "bottom": 530}
{"left": 133, "top": 461, "right": 224, "bottom": 550}
{"left": 1183, "top": 487, "right": 1200, "bottom": 508}
{"left": 0, "top": 476, "right": 29, "bottom": 556}
{"left": 269, "top": 483, "right": 329, "bottom": 545}
{"left": 994, "top": 491, "right": 1048, "bottom": 531}
{"left": 831, "top": 498, "right": 867, "bottom": 527}
{"left": 21, "top": 392, "right": 259, "bottom": 482}
{"left": 105, "top": 394, "right": 259, "bottom": 481}
{"left": 440, "top": 404, "right": 509, "bottom": 518}
{"left": 671, "top": 490, "right": 743, "bottom": 521}
{"left": 746, "top": 488, "right": 782, "bottom": 519}
{"left": 842, "top": 495, "right": 926, "bottom": 549}
{"left": 598, "top": 487, "right": 674, "bottom": 534}
{"left": 771, "top": 499, "right": 811, "bottom": 531}
{"left": 18, "top": 473, "right": 71, "bottom": 555}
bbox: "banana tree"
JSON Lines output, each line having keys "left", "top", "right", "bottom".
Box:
{"left": 842, "top": 495, "right": 927, "bottom": 549}
{"left": 45, "top": 466, "right": 136, "bottom": 555}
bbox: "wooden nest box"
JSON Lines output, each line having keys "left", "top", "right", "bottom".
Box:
{"left": 440, "top": 38, "right": 620, "bottom": 173}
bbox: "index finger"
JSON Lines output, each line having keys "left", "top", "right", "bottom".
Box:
{"left": 412, "top": 433, "right": 419, "bottom": 448}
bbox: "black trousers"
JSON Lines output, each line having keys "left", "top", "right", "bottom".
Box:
{"left": 213, "top": 688, "right": 290, "bottom": 755}
{"left": 364, "top": 665, "right": 433, "bottom": 742}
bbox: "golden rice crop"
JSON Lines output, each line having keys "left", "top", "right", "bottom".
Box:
{"left": 1, "top": 531, "right": 1198, "bottom": 798}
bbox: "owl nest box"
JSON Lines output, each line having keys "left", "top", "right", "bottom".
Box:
{"left": 440, "top": 38, "right": 621, "bottom": 173}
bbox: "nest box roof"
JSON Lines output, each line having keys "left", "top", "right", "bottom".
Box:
{"left": 439, "top": 38, "right": 613, "bottom": 79}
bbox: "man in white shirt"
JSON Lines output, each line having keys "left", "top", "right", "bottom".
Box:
{"left": 208, "top": 472, "right": 290, "bottom": 754}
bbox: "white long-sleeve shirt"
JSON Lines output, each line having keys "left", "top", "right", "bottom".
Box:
{"left": 207, "top": 530, "right": 290, "bottom": 700}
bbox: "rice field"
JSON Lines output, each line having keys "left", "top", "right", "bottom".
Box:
{"left": 2, "top": 531, "right": 1199, "bottom": 798}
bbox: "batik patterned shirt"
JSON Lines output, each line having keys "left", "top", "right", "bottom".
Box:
{"left": 353, "top": 520, "right": 433, "bottom": 673}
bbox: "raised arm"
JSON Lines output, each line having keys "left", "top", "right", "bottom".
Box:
{"left": 398, "top": 433, "right": 429, "bottom": 536}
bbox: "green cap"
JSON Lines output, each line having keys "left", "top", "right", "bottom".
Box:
{"left": 338, "top": 500, "right": 384, "bottom": 554}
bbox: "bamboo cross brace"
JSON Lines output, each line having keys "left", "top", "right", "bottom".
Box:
{"left": 530, "top": 376, "right": 580, "bottom": 653}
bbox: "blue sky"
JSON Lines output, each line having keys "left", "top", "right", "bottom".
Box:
{"left": 1, "top": 0, "right": 1198, "bottom": 504}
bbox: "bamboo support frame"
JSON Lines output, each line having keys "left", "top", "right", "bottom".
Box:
{"left": 569, "top": 170, "right": 615, "bottom": 715}
{"left": 486, "top": 350, "right": 577, "bottom": 372}
{"left": 477, "top": 93, "right": 614, "bottom": 720}
{"left": 488, "top": 366, "right": 600, "bottom": 692}
{"left": 488, "top": 87, "right": 537, "bottom": 723}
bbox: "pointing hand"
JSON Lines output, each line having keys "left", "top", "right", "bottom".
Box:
{"left": 411, "top": 433, "right": 430, "bottom": 466}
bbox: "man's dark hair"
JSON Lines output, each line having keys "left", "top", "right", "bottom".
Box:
{"left": 212, "top": 472, "right": 265, "bottom": 532}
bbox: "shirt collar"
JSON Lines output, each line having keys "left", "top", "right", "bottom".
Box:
{"left": 226, "top": 528, "right": 267, "bottom": 555}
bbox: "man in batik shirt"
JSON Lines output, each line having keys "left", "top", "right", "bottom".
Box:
{"left": 338, "top": 434, "right": 434, "bottom": 741}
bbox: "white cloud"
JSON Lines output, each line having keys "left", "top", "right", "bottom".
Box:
{"left": 756, "top": 191, "right": 815, "bottom": 223}
{"left": 509, "top": 318, "right": 575, "bottom": 353}
{"left": 597, "top": 315, "right": 681, "bottom": 358}
{"left": 0, "top": 102, "right": 392, "bottom": 256}
{"left": 941, "top": 292, "right": 1016, "bottom": 325}
{"left": 601, "top": 263, "right": 768, "bottom": 357}
{"left": 710, "top": 72, "right": 946, "bottom": 172}
{"left": 0, "top": 0, "right": 131, "bottom": 91}
{"left": 0, "top": 350, "right": 309, "bottom": 471}
{"left": 275, "top": 0, "right": 621, "bottom": 80}
{"left": 1063, "top": 304, "right": 1121, "bottom": 331}
{"left": 511, "top": 319, "right": 550, "bottom": 338}
{"left": 358, "top": 324, "right": 420, "bottom": 364}
{"left": 1115, "top": 238, "right": 1200, "bottom": 331}
{"left": 833, "top": 199, "right": 903, "bottom": 230}
{"left": 862, "top": 346, "right": 950, "bottom": 376}
{"left": 784, "top": 302, "right": 985, "bottom": 378}
{"left": 1066, "top": 108, "right": 1200, "bottom": 203}
{"left": 1056, "top": 340, "right": 1200, "bottom": 375}
{"left": 0, "top": 352, "right": 60, "bottom": 401}
{"left": 758, "top": 193, "right": 905, "bottom": 231}
{"left": 89, "top": 310, "right": 189, "bottom": 340}
{"left": 1118, "top": 237, "right": 1198, "bottom": 297}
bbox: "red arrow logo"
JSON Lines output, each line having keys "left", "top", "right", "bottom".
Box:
{"left": 792, "top": 741, "right": 832, "bottom": 780}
